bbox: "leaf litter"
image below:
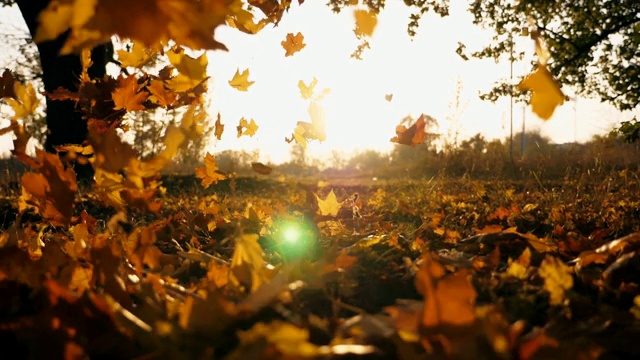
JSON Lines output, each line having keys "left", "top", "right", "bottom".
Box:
{"left": 0, "top": 174, "right": 639, "bottom": 359}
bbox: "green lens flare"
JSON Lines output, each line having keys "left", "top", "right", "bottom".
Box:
{"left": 282, "top": 224, "right": 301, "bottom": 244}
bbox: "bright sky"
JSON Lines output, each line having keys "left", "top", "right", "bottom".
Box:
{"left": 1, "top": 1, "right": 638, "bottom": 164}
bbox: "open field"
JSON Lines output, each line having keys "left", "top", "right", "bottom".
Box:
{"left": 1, "top": 173, "right": 640, "bottom": 359}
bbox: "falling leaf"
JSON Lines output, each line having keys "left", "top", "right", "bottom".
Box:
{"left": 385, "top": 93, "right": 393, "bottom": 102}
{"left": 281, "top": 32, "right": 306, "bottom": 57}
{"left": 229, "top": 68, "right": 255, "bottom": 91}
{"left": 166, "top": 47, "right": 209, "bottom": 92}
{"left": 416, "top": 253, "right": 477, "bottom": 329}
{"left": 117, "top": 40, "right": 159, "bottom": 68}
{"left": 19, "top": 149, "right": 78, "bottom": 227}
{"left": 315, "top": 189, "right": 342, "bottom": 217}
{"left": 237, "top": 117, "right": 259, "bottom": 137}
{"left": 146, "top": 79, "right": 177, "bottom": 108}
{"left": 298, "top": 78, "right": 318, "bottom": 100}
{"left": 214, "top": 112, "right": 224, "bottom": 140}
{"left": 391, "top": 113, "right": 428, "bottom": 146}
{"left": 34, "top": 0, "right": 231, "bottom": 54}
{"left": 251, "top": 162, "right": 273, "bottom": 175}
{"left": 112, "top": 75, "right": 148, "bottom": 112}
{"left": 195, "top": 153, "right": 227, "bottom": 188}
{"left": 538, "top": 255, "right": 573, "bottom": 306}
{"left": 231, "top": 233, "right": 267, "bottom": 292}
{"left": 354, "top": 9, "right": 378, "bottom": 37}
{"left": 5, "top": 80, "right": 38, "bottom": 119}
{"left": 518, "top": 65, "right": 565, "bottom": 120}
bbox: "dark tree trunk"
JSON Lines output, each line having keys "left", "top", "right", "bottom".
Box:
{"left": 15, "top": 0, "right": 112, "bottom": 181}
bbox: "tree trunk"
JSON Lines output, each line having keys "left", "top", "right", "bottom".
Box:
{"left": 15, "top": 0, "right": 112, "bottom": 181}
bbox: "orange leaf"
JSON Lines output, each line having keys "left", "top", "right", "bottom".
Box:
{"left": 147, "top": 79, "right": 177, "bottom": 108}
{"left": 19, "top": 149, "right": 78, "bottom": 227}
{"left": 390, "top": 114, "right": 428, "bottom": 146}
{"left": 112, "top": 75, "right": 148, "bottom": 112}
{"left": 214, "top": 112, "right": 224, "bottom": 140}
{"left": 251, "top": 162, "right": 272, "bottom": 175}
{"left": 281, "top": 32, "right": 306, "bottom": 57}
{"left": 195, "top": 153, "right": 226, "bottom": 188}
{"left": 415, "top": 253, "right": 477, "bottom": 330}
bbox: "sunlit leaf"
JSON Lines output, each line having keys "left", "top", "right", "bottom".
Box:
{"left": 518, "top": 65, "right": 565, "bottom": 120}
{"left": 228, "top": 68, "right": 255, "bottom": 91}
{"left": 538, "top": 255, "right": 573, "bottom": 306}
{"left": 281, "top": 32, "right": 306, "bottom": 57}
{"left": 315, "top": 189, "right": 342, "bottom": 217}
{"left": 354, "top": 9, "right": 377, "bottom": 37}
{"left": 237, "top": 117, "right": 259, "bottom": 137}
{"left": 195, "top": 153, "right": 227, "bottom": 188}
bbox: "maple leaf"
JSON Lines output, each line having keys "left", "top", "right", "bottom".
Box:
{"left": 251, "top": 162, "right": 273, "bottom": 175}
{"left": 227, "top": 4, "right": 269, "bottom": 35}
{"left": 385, "top": 93, "right": 393, "bottom": 102}
{"left": 112, "top": 75, "right": 149, "bottom": 112}
{"left": 538, "top": 255, "right": 573, "bottom": 306}
{"left": 237, "top": 117, "right": 259, "bottom": 137}
{"left": 416, "top": 253, "right": 477, "bottom": 330}
{"left": 281, "top": 32, "right": 306, "bottom": 57}
{"left": 228, "top": 68, "right": 255, "bottom": 91}
{"left": 146, "top": 79, "right": 178, "bottom": 108}
{"left": 116, "top": 40, "right": 160, "bottom": 68}
{"left": 35, "top": 0, "right": 231, "bottom": 54}
{"left": 298, "top": 78, "right": 330, "bottom": 101}
{"left": 315, "top": 189, "right": 342, "bottom": 217}
{"left": 195, "top": 153, "right": 227, "bottom": 188}
{"left": 5, "top": 80, "right": 39, "bottom": 119}
{"left": 19, "top": 149, "right": 78, "bottom": 227}
{"left": 391, "top": 113, "right": 428, "bottom": 146}
{"left": 354, "top": 9, "right": 378, "bottom": 37}
{"left": 518, "top": 65, "right": 565, "bottom": 120}
{"left": 298, "top": 78, "right": 317, "bottom": 100}
{"left": 214, "top": 112, "right": 224, "bottom": 140}
{"left": 231, "top": 233, "right": 267, "bottom": 292}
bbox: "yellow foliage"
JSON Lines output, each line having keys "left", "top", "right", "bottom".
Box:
{"left": 538, "top": 255, "right": 573, "bottom": 306}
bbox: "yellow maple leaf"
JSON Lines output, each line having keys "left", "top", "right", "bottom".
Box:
{"left": 315, "top": 189, "right": 342, "bottom": 217}
{"left": 112, "top": 75, "right": 148, "bottom": 112}
{"left": 538, "top": 255, "right": 573, "bottom": 306}
{"left": 230, "top": 233, "right": 266, "bottom": 292}
{"left": 5, "top": 81, "right": 38, "bottom": 120}
{"left": 165, "top": 47, "right": 209, "bottom": 92}
{"left": 281, "top": 32, "right": 306, "bottom": 57}
{"left": 354, "top": 9, "right": 378, "bottom": 37}
{"left": 518, "top": 65, "right": 565, "bottom": 120}
{"left": 226, "top": 3, "right": 268, "bottom": 35}
{"left": 117, "top": 40, "right": 159, "bottom": 68}
{"left": 195, "top": 152, "right": 227, "bottom": 188}
{"left": 228, "top": 68, "right": 254, "bottom": 91}
{"left": 35, "top": 0, "right": 231, "bottom": 54}
{"left": 214, "top": 112, "right": 224, "bottom": 140}
{"left": 146, "top": 79, "right": 177, "bottom": 108}
{"left": 298, "top": 78, "right": 317, "bottom": 100}
{"left": 297, "top": 78, "right": 330, "bottom": 101}
{"left": 236, "top": 117, "right": 259, "bottom": 137}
